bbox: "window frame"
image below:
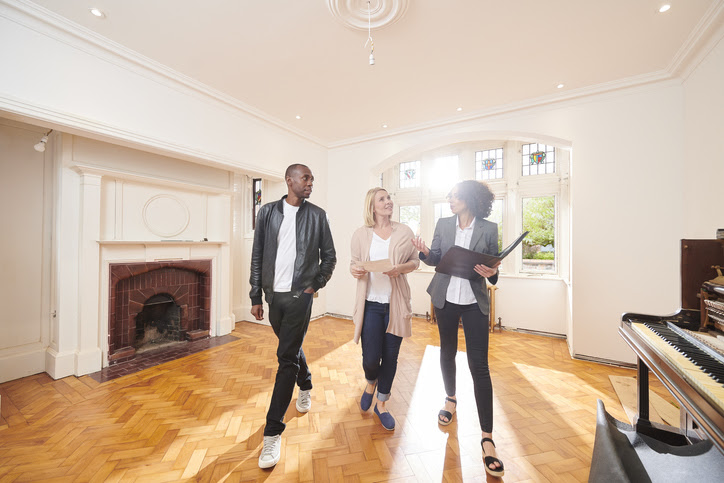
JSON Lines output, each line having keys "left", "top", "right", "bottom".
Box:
{"left": 384, "top": 140, "right": 569, "bottom": 280}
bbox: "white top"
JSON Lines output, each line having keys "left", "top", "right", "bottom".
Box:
{"left": 445, "top": 216, "right": 477, "bottom": 305}
{"left": 366, "top": 233, "right": 392, "bottom": 303}
{"left": 273, "top": 200, "right": 299, "bottom": 292}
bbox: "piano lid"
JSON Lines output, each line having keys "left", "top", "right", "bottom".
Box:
{"left": 681, "top": 239, "right": 724, "bottom": 310}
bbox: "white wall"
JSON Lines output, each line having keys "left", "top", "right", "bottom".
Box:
{"left": 326, "top": 79, "right": 700, "bottom": 364}
{"left": 0, "top": 120, "right": 52, "bottom": 382}
{"left": 683, "top": 36, "right": 724, "bottom": 237}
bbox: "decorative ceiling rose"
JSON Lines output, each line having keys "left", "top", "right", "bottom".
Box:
{"left": 327, "top": 0, "right": 409, "bottom": 31}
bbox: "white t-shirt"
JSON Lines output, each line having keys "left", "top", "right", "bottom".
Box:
{"left": 273, "top": 200, "right": 299, "bottom": 292}
{"left": 445, "top": 216, "right": 477, "bottom": 305}
{"left": 366, "top": 232, "right": 392, "bottom": 303}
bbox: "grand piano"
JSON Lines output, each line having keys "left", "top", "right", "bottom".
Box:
{"left": 592, "top": 239, "right": 724, "bottom": 481}
{"left": 619, "top": 239, "right": 724, "bottom": 450}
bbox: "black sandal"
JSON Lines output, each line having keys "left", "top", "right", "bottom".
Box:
{"left": 437, "top": 397, "right": 457, "bottom": 426}
{"left": 481, "top": 437, "right": 505, "bottom": 477}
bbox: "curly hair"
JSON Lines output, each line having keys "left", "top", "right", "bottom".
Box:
{"left": 453, "top": 180, "right": 494, "bottom": 219}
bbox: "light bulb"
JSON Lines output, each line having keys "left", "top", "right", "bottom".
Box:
{"left": 369, "top": 52, "right": 375, "bottom": 65}
{"left": 34, "top": 139, "right": 47, "bottom": 152}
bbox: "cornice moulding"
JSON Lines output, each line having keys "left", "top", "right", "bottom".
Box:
{"left": 0, "top": 94, "right": 284, "bottom": 180}
{"left": 667, "top": 0, "right": 724, "bottom": 80}
{"left": 70, "top": 163, "right": 234, "bottom": 195}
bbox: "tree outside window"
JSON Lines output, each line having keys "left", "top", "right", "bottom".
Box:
{"left": 522, "top": 196, "right": 555, "bottom": 272}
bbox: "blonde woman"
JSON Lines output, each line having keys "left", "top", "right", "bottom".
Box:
{"left": 350, "top": 188, "right": 419, "bottom": 430}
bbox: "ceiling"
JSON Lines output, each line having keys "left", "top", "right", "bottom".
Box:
{"left": 28, "top": 0, "right": 723, "bottom": 146}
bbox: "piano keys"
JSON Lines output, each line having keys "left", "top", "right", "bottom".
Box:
{"left": 620, "top": 316, "right": 724, "bottom": 451}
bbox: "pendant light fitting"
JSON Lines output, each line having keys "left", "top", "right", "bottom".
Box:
{"left": 365, "top": 1, "right": 375, "bottom": 65}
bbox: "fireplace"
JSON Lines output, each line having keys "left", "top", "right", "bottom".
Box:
{"left": 134, "top": 293, "right": 182, "bottom": 352}
{"left": 108, "top": 259, "right": 212, "bottom": 363}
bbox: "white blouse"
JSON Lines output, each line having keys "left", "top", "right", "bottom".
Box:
{"left": 366, "top": 233, "right": 392, "bottom": 303}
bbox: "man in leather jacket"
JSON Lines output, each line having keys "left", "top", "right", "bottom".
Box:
{"left": 250, "top": 163, "right": 336, "bottom": 468}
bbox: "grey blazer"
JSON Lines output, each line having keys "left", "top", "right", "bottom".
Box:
{"left": 420, "top": 216, "right": 499, "bottom": 315}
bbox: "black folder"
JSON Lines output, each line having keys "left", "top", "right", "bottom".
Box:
{"left": 435, "top": 231, "right": 529, "bottom": 279}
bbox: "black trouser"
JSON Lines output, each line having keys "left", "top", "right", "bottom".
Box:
{"left": 264, "top": 291, "right": 314, "bottom": 436}
{"left": 435, "top": 301, "right": 493, "bottom": 433}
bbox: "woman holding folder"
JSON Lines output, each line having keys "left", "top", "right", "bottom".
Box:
{"left": 411, "top": 180, "right": 504, "bottom": 477}
{"left": 350, "top": 187, "right": 419, "bottom": 430}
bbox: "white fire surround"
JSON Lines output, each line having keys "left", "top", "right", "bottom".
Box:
{"left": 46, "top": 161, "right": 234, "bottom": 379}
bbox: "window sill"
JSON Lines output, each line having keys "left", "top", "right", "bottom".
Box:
{"left": 412, "top": 267, "right": 565, "bottom": 282}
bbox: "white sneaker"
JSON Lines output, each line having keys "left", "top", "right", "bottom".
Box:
{"left": 296, "top": 389, "right": 311, "bottom": 413}
{"left": 258, "top": 434, "right": 281, "bottom": 469}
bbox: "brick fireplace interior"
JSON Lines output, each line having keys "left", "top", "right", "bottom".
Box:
{"left": 108, "top": 259, "right": 212, "bottom": 364}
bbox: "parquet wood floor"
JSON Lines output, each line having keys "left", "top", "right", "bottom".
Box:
{"left": 0, "top": 317, "right": 675, "bottom": 482}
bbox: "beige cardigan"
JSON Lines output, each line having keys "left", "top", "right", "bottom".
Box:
{"left": 350, "top": 222, "right": 420, "bottom": 343}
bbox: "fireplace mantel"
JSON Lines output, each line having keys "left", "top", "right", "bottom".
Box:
{"left": 98, "top": 240, "right": 227, "bottom": 245}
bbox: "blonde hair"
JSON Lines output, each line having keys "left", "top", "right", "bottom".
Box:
{"left": 363, "top": 187, "right": 388, "bottom": 227}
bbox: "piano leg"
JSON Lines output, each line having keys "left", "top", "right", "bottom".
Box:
{"left": 633, "top": 357, "right": 690, "bottom": 446}
{"left": 637, "top": 359, "right": 650, "bottom": 422}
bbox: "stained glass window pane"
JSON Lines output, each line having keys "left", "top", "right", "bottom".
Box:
{"left": 434, "top": 202, "right": 453, "bottom": 227}
{"left": 252, "top": 178, "right": 262, "bottom": 229}
{"left": 522, "top": 143, "right": 555, "bottom": 176}
{"left": 475, "top": 148, "right": 504, "bottom": 180}
{"left": 399, "top": 205, "right": 421, "bottom": 236}
{"left": 399, "top": 160, "right": 420, "bottom": 189}
{"left": 521, "top": 196, "right": 555, "bottom": 272}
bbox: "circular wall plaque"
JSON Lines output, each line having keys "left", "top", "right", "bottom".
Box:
{"left": 142, "top": 195, "right": 190, "bottom": 238}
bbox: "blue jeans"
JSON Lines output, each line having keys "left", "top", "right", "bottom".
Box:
{"left": 361, "top": 301, "right": 403, "bottom": 402}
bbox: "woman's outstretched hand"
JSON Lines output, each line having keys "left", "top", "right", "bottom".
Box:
{"left": 411, "top": 236, "right": 429, "bottom": 257}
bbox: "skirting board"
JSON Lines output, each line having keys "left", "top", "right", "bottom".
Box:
{"left": 0, "top": 348, "right": 46, "bottom": 384}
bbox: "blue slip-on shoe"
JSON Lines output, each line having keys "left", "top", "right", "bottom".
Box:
{"left": 360, "top": 381, "right": 377, "bottom": 411}
{"left": 374, "top": 404, "right": 395, "bottom": 431}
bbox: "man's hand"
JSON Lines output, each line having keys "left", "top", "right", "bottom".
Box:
{"left": 251, "top": 304, "right": 264, "bottom": 320}
{"left": 303, "top": 287, "right": 315, "bottom": 294}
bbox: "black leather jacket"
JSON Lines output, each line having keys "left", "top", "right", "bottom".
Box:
{"left": 249, "top": 196, "right": 336, "bottom": 305}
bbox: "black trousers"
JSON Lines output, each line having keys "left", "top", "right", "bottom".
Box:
{"left": 264, "top": 291, "right": 314, "bottom": 436}
{"left": 435, "top": 301, "right": 493, "bottom": 433}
